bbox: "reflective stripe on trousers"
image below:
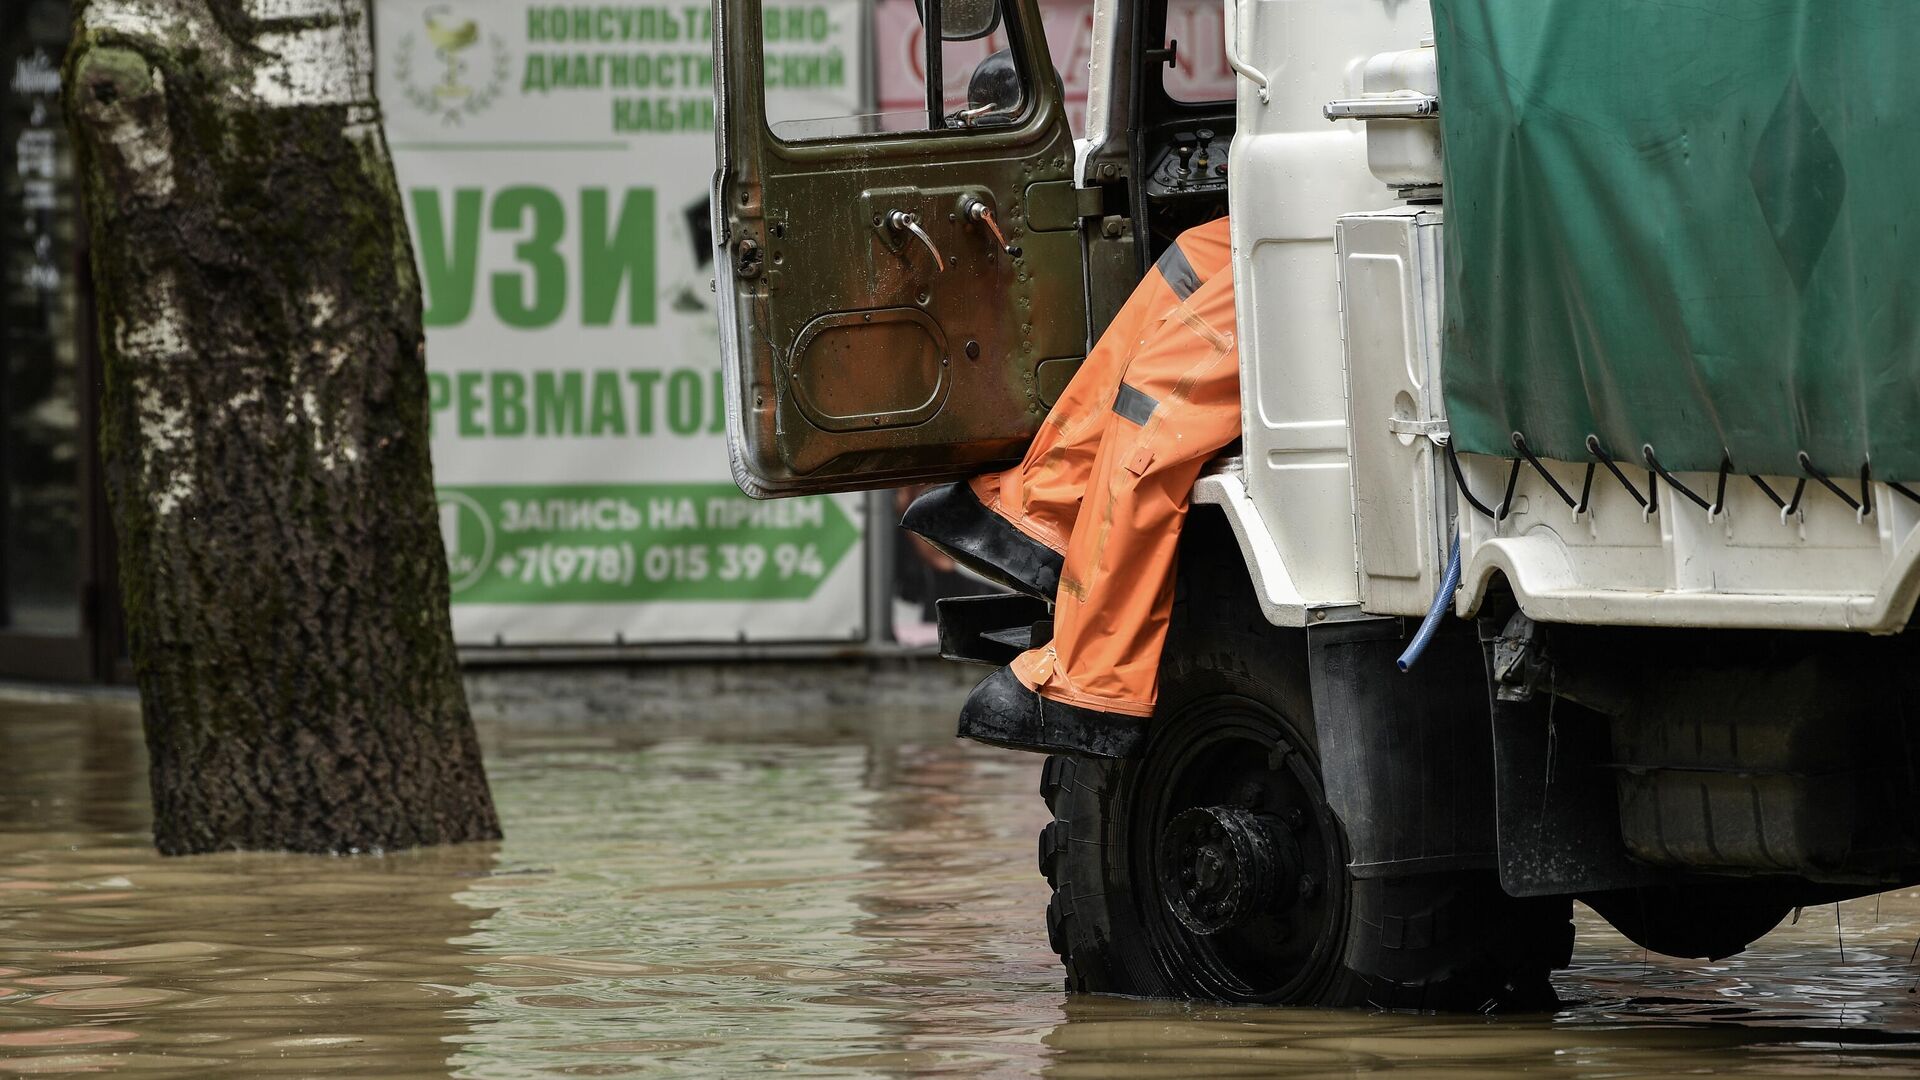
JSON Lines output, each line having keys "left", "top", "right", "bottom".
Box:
{"left": 969, "top": 217, "right": 1240, "bottom": 716}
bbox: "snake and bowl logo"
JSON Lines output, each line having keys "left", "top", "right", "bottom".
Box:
{"left": 437, "top": 491, "right": 495, "bottom": 597}
{"left": 393, "top": 6, "right": 511, "bottom": 125}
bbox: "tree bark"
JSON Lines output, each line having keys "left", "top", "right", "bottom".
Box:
{"left": 64, "top": 0, "right": 500, "bottom": 854}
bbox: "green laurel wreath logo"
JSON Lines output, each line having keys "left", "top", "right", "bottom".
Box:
{"left": 393, "top": 31, "right": 510, "bottom": 126}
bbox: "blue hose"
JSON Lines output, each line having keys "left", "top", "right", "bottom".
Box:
{"left": 1396, "top": 536, "right": 1461, "bottom": 672}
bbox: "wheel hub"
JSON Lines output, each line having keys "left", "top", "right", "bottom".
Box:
{"left": 1158, "top": 805, "right": 1297, "bottom": 935}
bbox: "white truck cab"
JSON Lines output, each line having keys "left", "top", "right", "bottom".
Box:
{"left": 711, "top": 0, "right": 1920, "bottom": 1008}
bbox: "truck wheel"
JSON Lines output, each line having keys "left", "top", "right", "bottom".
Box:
{"left": 1583, "top": 886, "right": 1791, "bottom": 960}
{"left": 1034, "top": 515, "right": 1572, "bottom": 1009}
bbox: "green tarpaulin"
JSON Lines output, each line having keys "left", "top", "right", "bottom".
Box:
{"left": 1433, "top": 0, "right": 1920, "bottom": 481}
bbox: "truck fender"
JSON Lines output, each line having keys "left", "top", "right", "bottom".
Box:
{"left": 1192, "top": 467, "right": 1317, "bottom": 627}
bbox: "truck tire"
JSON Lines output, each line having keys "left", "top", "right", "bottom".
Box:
{"left": 1034, "top": 513, "right": 1573, "bottom": 1009}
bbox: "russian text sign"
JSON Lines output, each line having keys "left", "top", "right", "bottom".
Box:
{"left": 377, "top": 0, "right": 868, "bottom": 646}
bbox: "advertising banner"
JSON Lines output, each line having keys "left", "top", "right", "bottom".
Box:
{"left": 375, "top": 0, "right": 869, "bottom": 646}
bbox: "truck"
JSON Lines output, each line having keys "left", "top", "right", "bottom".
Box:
{"left": 708, "top": 0, "right": 1920, "bottom": 1009}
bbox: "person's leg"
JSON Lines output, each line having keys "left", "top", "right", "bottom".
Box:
{"left": 971, "top": 217, "right": 1233, "bottom": 551}
{"left": 960, "top": 267, "right": 1243, "bottom": 755}
{"left": 902, "top": 217, "right": 1234, "bottom": 597}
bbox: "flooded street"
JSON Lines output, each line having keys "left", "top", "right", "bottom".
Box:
{"left": 3, "top": 682, "right": 1920, "bottom": 1077}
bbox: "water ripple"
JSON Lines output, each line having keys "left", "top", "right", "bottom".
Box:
{"left": 0, "top": 698, "right": 1916, "bottom": 1076}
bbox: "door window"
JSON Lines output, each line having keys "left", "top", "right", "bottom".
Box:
{"left": 1161, "top": 0, "right": 1234, "bottom": 102}
{"left": 767, "top": 0, "right": 1031, "bottom": 140}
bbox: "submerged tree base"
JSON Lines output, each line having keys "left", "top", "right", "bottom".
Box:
{"left": 66, "top": 0, "right": 500, "bottom": 854}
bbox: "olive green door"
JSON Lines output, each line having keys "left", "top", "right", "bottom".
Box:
{"left": 713, "top": 0, "right": 1090, "bottom": 497}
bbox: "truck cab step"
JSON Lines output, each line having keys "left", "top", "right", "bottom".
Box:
{"left": 935, "top": 592, "right": 1054, "bottom": 666}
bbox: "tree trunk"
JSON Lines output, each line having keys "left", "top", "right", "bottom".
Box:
{"left": 64, "top": 0, "right": 500, "bottom": 854}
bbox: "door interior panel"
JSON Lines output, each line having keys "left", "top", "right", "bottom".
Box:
{"left": 1128, "top": 0, "right": 1235, "bottom": 262}
{"left": 713, "top": 0, "right": 1088, "bottom": 497}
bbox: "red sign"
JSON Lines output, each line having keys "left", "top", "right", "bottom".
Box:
{"left": 873, "top": 0, "right": 1235, "bottom": 133}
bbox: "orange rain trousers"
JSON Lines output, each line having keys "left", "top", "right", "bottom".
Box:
{"left": 970, "top": 217, "right": 1240, "bottom": 717}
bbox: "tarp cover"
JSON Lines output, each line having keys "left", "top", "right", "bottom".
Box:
{"left": 1433, "top": 0, "right": 1920, "bottom": 481}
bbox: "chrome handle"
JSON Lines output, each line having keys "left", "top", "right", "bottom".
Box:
{"left": 886, "top": 210, "right": 945, "bottom": 272}
{"left": 1324, "top": 94, "right": 1440, "bottom": 121}
{"left": 964, "top": 199, "right": 1020, "bottom": 258}
{"left": 1223, "top": 0, "right": 1269, "bottom": 104}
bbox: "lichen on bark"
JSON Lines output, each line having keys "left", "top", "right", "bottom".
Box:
{"left": 65, "top": 0, "right": 501, "bottom": 854}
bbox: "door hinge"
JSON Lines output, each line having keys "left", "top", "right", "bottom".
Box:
{"left": 1075, "top": 185, "right": 1104, "bottom": 219}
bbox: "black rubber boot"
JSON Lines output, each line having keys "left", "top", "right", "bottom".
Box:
{"left": 901, "top": 482, "right": 1062, "bottom": 601}
{"left": 957, "top": 666, "right": 1148, "bottom": 759}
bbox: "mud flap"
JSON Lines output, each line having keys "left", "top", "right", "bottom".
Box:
{"left": 1487, "top": 693, "right": 1657, "bottom": 897}
{"left": 1305, "top": 618, "right": 1497, "bottom": 878}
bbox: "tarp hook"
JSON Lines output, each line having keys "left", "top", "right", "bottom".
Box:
{"left": 1796, "top": 451, "right": 1863, "bottom": 519}
{"left": 1642, "top": 444, "right": 1711, "bottom": 514}
{"left": 1707, "top": 454, "right": 1733, "bottom": 522}
{"left": 1512, "top": 432, "right": 1577, "bottom": 511}
{"left": 1444, "top": 437, "right": 1499, "bottom": 519}
{"left": 1585, "top": 435, "right": 1647, "bottom": 510}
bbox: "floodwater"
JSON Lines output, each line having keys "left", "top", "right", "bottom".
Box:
{"left": 3, "top": 683, "right": 1920, "bottom": 1078}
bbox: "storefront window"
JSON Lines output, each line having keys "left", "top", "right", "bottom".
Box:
{"left": 3, "top": 0, "right": 83, "bottom": 635}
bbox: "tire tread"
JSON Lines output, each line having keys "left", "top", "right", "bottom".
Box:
{"left": 1033, "top": 512, "right": 1570, "bottom": 1010}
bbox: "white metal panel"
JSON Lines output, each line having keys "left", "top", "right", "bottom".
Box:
{"left": 1207, "top": 3, "right": 1920, "bottom": 635}
{"left": 1193, "top": 463, "right": 1308, "bottom": 625}
{"left": 1336, "top": 208, "right": 1448, "bottom": 617}
{"left": 1453, "top": 454, "right": 1920, "bottom": 633}
{"left": 1073, "top": 0, "right": 1126, "bottom": 185}
{"left": 1193, "top": 460, "right": 1378, "bottom": 626}
{"left": 1226, "top": 0, "right": 1433, "bottom": 615}
{"left": 1355, "top": 44, "right": 1442, "bottom": 190}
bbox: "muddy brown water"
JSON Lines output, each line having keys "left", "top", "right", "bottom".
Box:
{"left": 2, "top": 690, "right": 1919, "bottom": 1077}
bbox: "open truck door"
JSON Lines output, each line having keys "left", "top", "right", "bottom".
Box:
{"left": 712, "top": 0, "right": 1093, "bottom": 497}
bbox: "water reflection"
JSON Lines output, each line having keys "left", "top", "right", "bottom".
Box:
{"left": 0, "top": 700, "right": 499, "bottom": 1074}
{"left": 1, "top": 691, "right": 1918, "bottom": 1076}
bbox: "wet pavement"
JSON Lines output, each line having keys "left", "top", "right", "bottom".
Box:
{"left": 2, "top": 681, "right": 1919, "bottom": 1077}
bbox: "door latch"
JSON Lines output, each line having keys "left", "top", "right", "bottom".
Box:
{"left": 964, "top": 199, "right": 1021, "bottom": 259}
{"left": 885, "top": 210, "right": 945, "bottom": 272}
